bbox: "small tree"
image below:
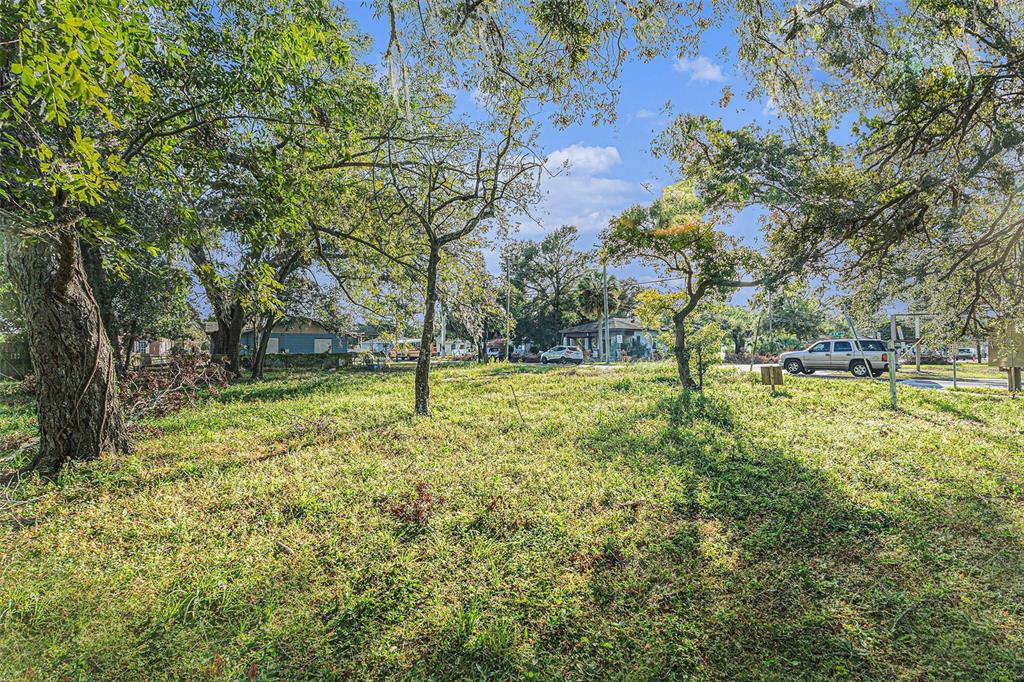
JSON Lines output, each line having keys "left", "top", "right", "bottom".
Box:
{"left": 604, "top": 183, "right": 764, "bottom": 388}
{"left": 359, "top": 109, "right": 539, "bottom": 414}
{"left": 689, "top": 322, "right": 727, "bottom": 390}
{"left": 634, "top": 289, "right": 724, "bottom": 389}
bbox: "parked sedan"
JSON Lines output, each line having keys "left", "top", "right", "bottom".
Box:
{"left": 540, "top": 345, "right": 584, "bottom": 365}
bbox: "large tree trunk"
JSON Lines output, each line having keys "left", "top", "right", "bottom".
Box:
{"left": 81, "top": 243, "right": 125, "bottom": 377}
{"left": 250, "top": 315, "right": 277, "bottom": 380}
{"left": 210, "top": 302, "right": 245, "bottom": 376}
{"left": 673, "top": 312, "right": 697, "bottom": 389}
{"left": 122, "top": 334, "right": 137, "bottom": 372}
{"left": 224, "top": 302, "right": 245, "bottom": 376}
{"left": 6, "top": 231, "right": 131, "bottom": 475}
{"left": 189, "top": 247, "right": 244, "bottom": 376}
{"left": 414, "top": 245, "right": 441, "bottom": 415}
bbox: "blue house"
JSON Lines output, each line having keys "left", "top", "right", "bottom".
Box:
{"left": 206, "top": 319, "right": 358, "bottom": 355}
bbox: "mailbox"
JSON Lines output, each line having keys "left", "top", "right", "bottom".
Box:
{"left": 760, "top": 365, "right": 784, "bottom": 387}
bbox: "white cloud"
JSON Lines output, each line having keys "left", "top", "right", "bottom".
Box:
{"left": 633, "top": 108, "right": 657, "bottom": 120}
{"left": 761, "top": 97, "right": 780, "bottom": 117}
{"left": 545, "top": 144, "right": 622, "bottom": 175}
{"left": 674, "top": 55, "right": 726, "bottom": 83}
{"left": 519, "top": 144, "right": 638, "bottom": 240}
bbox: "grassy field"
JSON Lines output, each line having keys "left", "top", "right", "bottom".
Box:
{"left": 1, "top": 363, "right": 1023, "bottom": 680}
{"left": 895, "top": 363, "right": 1006, "bottom": 381}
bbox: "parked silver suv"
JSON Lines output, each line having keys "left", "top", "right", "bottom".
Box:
{"left": 780, "top": 339, "right": 892, "bottom": 378}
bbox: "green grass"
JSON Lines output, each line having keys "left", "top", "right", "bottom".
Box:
{"left": 895, "top": 363, "right": 1006, "bottom": 381}
{"left": 1, "top": 363, "right": 1023, "bottom": 680}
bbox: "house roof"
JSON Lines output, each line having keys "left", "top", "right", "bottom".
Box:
{"left": 203, "top": 318, "right": 381, "bottom": 337}
{"left": 559, "top": 318, "right": 650, "bottom": 335}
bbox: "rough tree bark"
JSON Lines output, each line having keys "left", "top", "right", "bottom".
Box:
{"left": 6, "top": 230, "right": 131, "bottom": 475}
{"left": 414, "top": 245, "right": 441, "bottom": 415}
{"left": 673, "top": 311, "right": 698, "bottom": 390}
{"left": 250, "top": 314, "right": 279, "bottom": 380}
{"left": 81, "top": 243, "right": 125, "bottom": 376}
{"left": 223, "top": 303, "right": 245, "bottom": 376}
{"left": 122, "top": 334, "right": 138, "bottom": 372}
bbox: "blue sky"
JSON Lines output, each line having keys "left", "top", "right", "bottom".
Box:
{"left": 343, "top": 2, "right": 779, "bottom": 289}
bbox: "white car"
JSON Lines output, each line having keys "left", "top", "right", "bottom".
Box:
{"left": 540, "top": 345, "right": 584, "bottom": 365}
{"left": 956, "top": 347, "right": 978, "bottom": 361}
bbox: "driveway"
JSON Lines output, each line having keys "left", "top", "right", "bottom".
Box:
{"left": 729, "top": 364, "right": 1008, "bottom": 391}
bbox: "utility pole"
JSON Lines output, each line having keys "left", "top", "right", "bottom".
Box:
{"left": 888, "top": 314, "right": 898, "bottom": 409}
{"left": 439, "top": 300, "right": 446, "bottom": 358}
{"left": 915, "top": 315, "right": 921, "bottom": 372}
{"left": 505, "top": 253, "right": 512, "bottom": 362}
{"left": 602, "top": 261, "right": 611, "bottom": 363}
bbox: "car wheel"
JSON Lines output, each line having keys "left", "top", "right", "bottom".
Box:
{"left": 573, "top": 359, "right": 582, "bottom": 365}
{"left": 784, "top": 359, "right": 803, "bottom": 375}
{"left": 850, "top": 360, "right": 870, "bottom": 378}
{"left": 560, "top": 357, "right": 569, "bottom": 365}
{"left": 801, "top": 369, "right": 815, "bottom": 375}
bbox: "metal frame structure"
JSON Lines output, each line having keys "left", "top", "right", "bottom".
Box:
{"left": 887, "top": 312, "right": 939, "bottom": 409}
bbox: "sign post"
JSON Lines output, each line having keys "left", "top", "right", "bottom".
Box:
{"left": 989, "top": 319, "right": 1024, "bottom": 397}
{"left": 760, "top": 364, "right": 784, "bottom": 394}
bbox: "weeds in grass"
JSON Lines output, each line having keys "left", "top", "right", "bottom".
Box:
{"left": 380, "top": 482, "right": 436, "bottom": 529}
{"left": 1, "top": 365, "right": 1023, "bottom": 679}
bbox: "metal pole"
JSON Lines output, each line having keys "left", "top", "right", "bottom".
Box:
{"left": 952, "top": 350, "right": 957, "bottom": 389}
{"left": 844, "top": 313, "right": 869, "bottom": 376}
{"left": 767, "top": 290, "right": 773, "bottom": 358}
{"left": 505, "top": 260, "right": 511, "bottom": 362}
{"left": 915, "top": 315, "right": 921, "bottom": 373}
{"left": 888, "top": 314, "right": 898, "bottom": 409}
{"left": 439, "top": 301, "right": 446, "bottom": 357}
{"left": 602, "top": 261, "right": 610, "bottom": 364}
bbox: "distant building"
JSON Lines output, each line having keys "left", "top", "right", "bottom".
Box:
{"left": 439, "top": 338, "right": 474, "bottom": 356}
{"left": 559, "top": 318, "right": 662, "bottom": 360}
{"left": 205, "top": 319, "right": 353, "bottom": 355}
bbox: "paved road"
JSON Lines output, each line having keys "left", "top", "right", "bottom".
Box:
{"left": 731, "top": 364, "right": 1008, "bottom": 391}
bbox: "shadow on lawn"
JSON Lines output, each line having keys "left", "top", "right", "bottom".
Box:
{"left": 557, "top": 390, "right": 1024, "bottom": 679}
{"left": 213, "top": 370, "right": 391, "bottom": 404}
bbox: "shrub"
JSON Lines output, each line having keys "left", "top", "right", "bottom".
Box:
{"left": 723, "top": 352, "right": 776, "bottom": 365}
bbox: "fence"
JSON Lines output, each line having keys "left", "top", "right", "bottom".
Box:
{"left": 0, "top": 349, "right": 31, "bottom": 380}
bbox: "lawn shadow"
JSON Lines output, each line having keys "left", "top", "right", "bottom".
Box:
{"left": 563, "top": 389, "right": 1024, "bottom": 679}
{"left": 213, "top": 371, "right": 382, "bottom": 404}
